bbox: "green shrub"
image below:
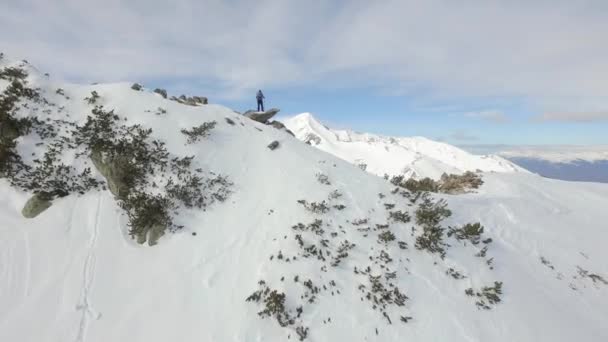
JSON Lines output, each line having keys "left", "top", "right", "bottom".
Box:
{"left": 439, "top": 171, "right": 483, "bottom": 194}
{"left": 414, "top": 193, "right": 451, "bottom": 257}
{"left": 465, "top": 281, "right": 503, "bottom": 310}
{"left": 447, "top": 222, "right": 486, "bottom": 245}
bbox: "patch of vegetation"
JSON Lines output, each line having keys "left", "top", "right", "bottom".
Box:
{"left": 414, "top": 193, "right": 451, "bottom": 258}
{"left": 447, "top": 222, "right": 489, "bottom": 245}
{"left": 445, "top": 267, "right": 466, "bottom": 279}
{"left": 391, "top": 175, "right": 439, "bottom": 193}
{"left": 388, "top": 210, "right": 411, "bottom": 223}
{"left": 225, "top": 117, "right": 235, "bottom": 125}
{"left": 0, "top": 66, "right": 28, "bottom": 81}
{"left": 465, "top": 281, "right": 503, "bottom": 310}
{"left": 292, "top": 219, "right": 324, "bottom": 236}
{"left": 297, "top": 199, "right": 331, "bottom": 214}
{"left": 390, "top": 171, "right": 484, "bottom": 195}
{"left": 378, "top": 231, "right": 396, "bottom": 244}
{"left": 316, "top": 172, "right": 330, "bottom": 185}
{"left": 576, "top": 266, "right": 608, "bottom": 286}
{"left": 439, "top": 171, "right": 483, "bottom": 194}
{"left": 84, "top": 91, "right": 100, "bottom": 105}
{"left": 73, "top": 106, "right": 231, "bottom": 244}
{"left": 246, "top": 281, "right": 308, "bottom": 340}
{"left": 181, "top": 121, "right": 217, "bottom": 144}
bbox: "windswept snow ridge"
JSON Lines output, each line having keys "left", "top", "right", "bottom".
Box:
{"left": 1, "top": 55, "right": 607, "bottom": 342}
{"left": 283, "top": 113, "right": 527, "bottom": 179}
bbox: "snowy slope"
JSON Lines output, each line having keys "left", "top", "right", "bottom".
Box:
{"left": 1, "top": 56, "right": 608, "bottom": 342}
{"left": 282, "top": 113, "right": 526, "bottom": 179}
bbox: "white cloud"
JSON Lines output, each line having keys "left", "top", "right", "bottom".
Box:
{"left": 1, "top": 0, "right": 607, "bottom": 114}
{"left": 536, "top": 111, "right": 608, "bottom": 122}
{"left": 464, "top": 110, "right": 509, "bottom": 123}
{"left": 449, "top": 130, "right": 479, "bottom": 142}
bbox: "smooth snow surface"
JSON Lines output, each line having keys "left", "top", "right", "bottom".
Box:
{"left": 1, "top": 57, "right": 608, "bottom": 342}
{"left": 283, "top": 113, "right": 527, "bottom": 179}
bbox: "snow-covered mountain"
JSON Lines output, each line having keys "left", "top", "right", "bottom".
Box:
{"left": 283, "top": 113, "right": 526, "bottom": 179}
{"left": 2, "top": 56, "right": 608, "bottom": 342}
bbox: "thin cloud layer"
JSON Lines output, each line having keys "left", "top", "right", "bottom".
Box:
{"left": 464, "top": 111, "right": 509, "bottom": 123}
{"left": 2, "top": 0, "right": 607, "bottom": 116}
{"left": 536, "top": 111, "right": 608, "bottom": 123}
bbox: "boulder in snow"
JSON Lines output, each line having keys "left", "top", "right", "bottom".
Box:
{"left": 267, "top": 140, "right": 280, "bottom": 150}
{"left": 267, "top": 120, "right": 295, "bottom": 136}
{"left": 22, "top": 193, "right": 52, "bottom": 218}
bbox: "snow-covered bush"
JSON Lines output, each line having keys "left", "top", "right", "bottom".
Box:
{"left": 465, "top": 281, "right": 503, "bottom": 310}
{"left": 447, "top": 222, "right": 487, "bottom": 245}
{"left": 181, "top": 121, "right": 217, "bottom": 144}
{"left": 84, "top": 91, "right": 100, "bottom": 104}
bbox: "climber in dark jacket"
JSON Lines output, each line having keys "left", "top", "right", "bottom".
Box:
{"left": 256, "top": 90, "right": 265, "bottom": 112}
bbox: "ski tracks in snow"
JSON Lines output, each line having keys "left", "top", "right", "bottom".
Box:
{"left": 75, "top": 194, "right": 103, "bottom": 342}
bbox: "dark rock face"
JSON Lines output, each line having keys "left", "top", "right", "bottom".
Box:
{"left": 172, "top": 95, "right": 208, "bottom": 106}
{"left": 131, "top": 83, "right": 143, "bottom": 91}
{"left": 267, "top": 141, "right": 280, "bottom": 150}
{"left": 267, "top": 120, "right": 295, "bottom": 136}
{"left": 22, "top": 193, "right": 53, "bottom": 218}
{"left": 154, "top": 88, "right": 168, "bottom": 99}
{"left": 90, "top": 149, "right": 132, "bottom": 199}
{"left": 244, "top": 108, "right": 280, "bottom": 123}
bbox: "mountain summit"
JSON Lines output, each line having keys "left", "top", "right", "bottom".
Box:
{"left": 283, "top": 113, "right": 525, "bottom": 179}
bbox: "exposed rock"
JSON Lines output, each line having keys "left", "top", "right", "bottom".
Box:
{"left": 267, "top": 141, "right": 280, "bottom": 150}
{"left": 244, "top": 108, "right": 280, "bottom": 123}
{"left": 304, "top": 133, "right": 321, "bottom": 145}
{"left": 131, "top": 83, "right": 143, "bottom": 91}
{"left": 22, "top": 193, "right": 52, "bottom": 218}
{"left": 154, "top": 88, "right": 168, "bottom": 99}
{"left": 90, "top": 149, "right": 132, "bottom": 199}
{"left": 225, "top": 117, "right": 236, "bottom": 125}
{"left": 146, "top": 224, "right": 166, "bottom": 246}
{"left": 267, "top": 120, "right": 295, "bottom": 136}
{"left": 171, "top": 94, "right": 208, "bottom": 106}
{"left": 192, "top": 96, "right": 208, "bottom": 105}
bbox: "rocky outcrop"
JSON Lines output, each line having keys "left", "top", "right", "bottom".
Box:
{"left": 154, "top": 88, "right": 168, "bottom": 99}
{"left": 304, "top": 133, "right": 322, "bottom": 145}
{"left": 267, "top": 141, "right": 280, "bottom": 150}
{"left": 244, "top": 108, "right": 280, "bottom": 123}
{"left": 22, "top": 193, "right": 52, "bottom": 218}
{"left": 171, "top": 95, "right": 208, "bottom": 106}
{"left": 267, "top": 120, "right": 295, "bottom": 136}
{"left": 90, "top": 149, "right": 132, "bottom": 199}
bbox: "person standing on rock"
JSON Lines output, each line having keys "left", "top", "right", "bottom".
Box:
{"left": 256, "top": 90, "right": 265, "bottom": 112}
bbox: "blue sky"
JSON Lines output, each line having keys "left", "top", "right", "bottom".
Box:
{"left": 2, "top": 0, "right": 607, "bottom": 145}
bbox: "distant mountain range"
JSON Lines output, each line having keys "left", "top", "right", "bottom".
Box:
{"left": 283, "top": 113, "right": 526, "bottom": 180}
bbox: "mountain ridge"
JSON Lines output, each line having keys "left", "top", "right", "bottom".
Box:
{"left": 282, "top": 113, "right": 526, "bottom": 180}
